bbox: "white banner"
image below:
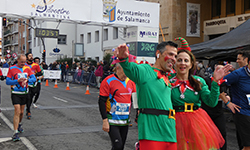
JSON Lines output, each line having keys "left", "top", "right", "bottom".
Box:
{"left": 43, "top": 70, "right": 61, "bottom": 79}
{"left": 186, "top": 3, "right": 200, "bottom": 37}
{"left": 0, "top": 0, "right": 159, "bottom": 28}
{"left": 1, "top": 68, "right": 9, "bottom": 76}
{"left": 1, "top": 0, "right": 91, "bottom": 21}
{"left": 91, "top": 0, "right": 159, "bottom": 28}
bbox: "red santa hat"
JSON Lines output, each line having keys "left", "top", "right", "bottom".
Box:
{"left": 174, "top": 37, "right": 191, "bottom": 51}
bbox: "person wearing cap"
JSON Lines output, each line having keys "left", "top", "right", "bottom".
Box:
{"left": 25, "top": 52, "right": 42, "bottom": 119}
{"left": 168, "top": 37, "right": 231, "bottom": 150}
{"left": 114, "top": 42, "right": 178, "bottom": 150}
{"left": 98, "top": 62, "right": 136, "bottom": 150}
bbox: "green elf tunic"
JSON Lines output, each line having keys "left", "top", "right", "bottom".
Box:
{"left": 169, "top": 74, "right": 225, "bottom": 150}
{"left": 120, "top": 58, "right": 176, "bottom": 142}
{"left": 169, "top": 74, "right": 219, "bottom": 108}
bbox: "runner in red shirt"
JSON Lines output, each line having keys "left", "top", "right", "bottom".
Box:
{"left": 25, "top": 52, "right": 42, "bottom": 119}
{"left": 98, "top": 63, "right": 136, "bottom": 150}
{"left": 6, "top": 54, "right": 36, "bottom": 141}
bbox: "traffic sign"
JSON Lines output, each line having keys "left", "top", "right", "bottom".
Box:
{"left": 12, "top": 53, "right": 17, "bottom": 58}
{"left": 6, "top": 53, "right": 11, "bottom": 58}
{"left": 6, "top": 50, "right": 10, "bottom": 53}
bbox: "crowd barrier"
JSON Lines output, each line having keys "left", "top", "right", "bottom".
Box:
{"left": 67, "top": 70, "right": 113, "bottom": 87}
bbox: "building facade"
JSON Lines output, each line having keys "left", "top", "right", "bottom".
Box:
{"left": 146, "top": 0, "right": 250, "bottom": 45}
{"left": 3, "top": 0, "right": 250, "bottom": 64}
{"left": 2, "top": 18, "right": 31, "bottom": 60}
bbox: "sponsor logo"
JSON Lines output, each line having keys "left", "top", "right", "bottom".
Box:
{"left": 49, "top": 52, "right": 64, "bottom": 56}
{"left": 103, "top": 0, "right": 117, "bottom": 22}
{"left": 127, "top": 31, "right": 137, "bottom": 38}
{"left": 139, "top": 31, "right": 157, "bottom": 38}
{"left": 53, "top": 48, "right": 60, "bottom": 53}
{"left": 31, "top": 0, "right": 70, "bottom": 19}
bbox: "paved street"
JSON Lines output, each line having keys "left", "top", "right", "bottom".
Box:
{"left": 0, "top": 81, "right": 238, "bottom": 150}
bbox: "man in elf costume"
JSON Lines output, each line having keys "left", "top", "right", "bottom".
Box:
{"left": 114, "top": 41, "right": 178, "bottom": 150}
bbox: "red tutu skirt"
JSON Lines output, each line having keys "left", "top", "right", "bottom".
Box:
{"left": 175, "top": 108, "right": 225, "bottom": 150}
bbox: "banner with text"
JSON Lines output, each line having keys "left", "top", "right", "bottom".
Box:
{"left": 1, "top": 68, "right": 9, "bottom": 76}
{"left": 91, "top": 0, "right": 159, "bottom": 28}
{"left": 1, "top": 0, "right": 91, "bottom": 22}
{"left": 0, "top": 0, "right": 159, "bottom": 28}
{"left": 127, "top": 41, "right": 157, "bottom": 57}
{"left": 43, "top": 70, "right": 61, "bottom": 79}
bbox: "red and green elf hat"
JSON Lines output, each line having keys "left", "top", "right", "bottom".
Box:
{"left": 174, "top": 37, "right": 191, "bottom": 51}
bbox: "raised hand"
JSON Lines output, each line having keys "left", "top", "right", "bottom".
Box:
{"left": 114, "top": 44, "right": 129, "bottom": 59}
{"left": 213, "top": 64, "right": 232, "bottom": 82}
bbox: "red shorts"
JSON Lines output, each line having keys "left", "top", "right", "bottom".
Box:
{"left": 139, "top": 140, "right": 177, "bottom": 150}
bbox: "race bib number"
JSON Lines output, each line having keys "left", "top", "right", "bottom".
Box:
{"left": 18, "top": 73, "right": 28, "bottom": 79}
{"left": 115, "top": 103, "right": 130, "bottom": 115}
{"left": 246, "top": 94, "right": 250, "bottom": 105}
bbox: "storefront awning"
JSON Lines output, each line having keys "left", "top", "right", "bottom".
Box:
{"left": 191, "top": 19, "right": 250, "bottom": 61}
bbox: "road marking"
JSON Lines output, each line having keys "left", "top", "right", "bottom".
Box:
{"left": 20, "top": 137, "right": 38, "bottom": 150}
{"left": 0, "top": 113, "right": 38, "bottom": 150}
{"left": 53, "top": 96, "right": 68, "bottom": 103}
{"left": 0, "top": 137, "right": 11, "bottom": 142}
{"left": 0, "top": 112, "right": 13, "bottom": 130}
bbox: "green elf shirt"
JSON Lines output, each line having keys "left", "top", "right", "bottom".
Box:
{"left": 169, "top": 74, "right": 220, "bottom": 109}
{"left": 120, "top": 58, "right": 176, "bottom": 142}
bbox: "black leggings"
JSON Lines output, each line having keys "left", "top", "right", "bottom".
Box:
{"left": 26, "top": 86, "right": 37, "bottom": 113}
{"left": 209, "top": 113, "right": 227, "bottom": 150}
{"left": 33, "top": 82, "right": 41, "bottom": 104}
{"left": 108, "top": 125, "right": 129, "bottom": 150}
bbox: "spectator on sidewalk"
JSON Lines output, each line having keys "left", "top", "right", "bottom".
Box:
{"left": 2, "top": 61, "right": 9, "bottom": 68}
{"left": 60, "top": 62, "right": 66, "bottom": 82}
{"left": 95, "top": 62, "right": 103, "bottom": 88}
{"left": 102, "top": 61, "right": 111, "bottom": 81}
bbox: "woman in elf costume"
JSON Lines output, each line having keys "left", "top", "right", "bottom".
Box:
{"left": 169, "top": 37, "right": 231, "bottom": 150}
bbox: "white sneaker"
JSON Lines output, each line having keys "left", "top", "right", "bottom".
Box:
{"left": 33, "top": 103, "right": 38, "bottom": 108}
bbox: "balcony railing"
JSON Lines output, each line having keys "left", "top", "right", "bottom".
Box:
{"left": 12, "top": 28, "right": 18, "bottom": 33}
{"left": 12, "top": 39, "right": 18, "bottom": 45}
{"left": 4, "top": 30, "right": 11, "bottom": 35}
{"left": 4, "top": 40, "right": 11, "bottom": 45}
